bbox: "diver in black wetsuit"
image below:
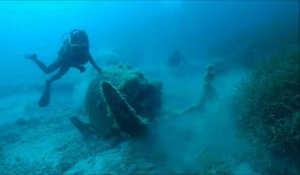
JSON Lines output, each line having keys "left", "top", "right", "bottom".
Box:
{"left": 25, "top": 29, "right": 101, "bottom": 107}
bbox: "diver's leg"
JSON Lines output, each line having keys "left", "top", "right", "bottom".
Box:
{"left": 39, "top": 80, "right": 52, "bottom": 107}
{"left": 39, "top": 66, "right": 69, "bottom": 107}
{"left": 44, "top": 59, "right": 63, "bottom": 74}
{"left": 47, "top": 65, "right": 69, "bottom": 83}
{"left": 26, "top": 54, "right": 61, "bottom": 74}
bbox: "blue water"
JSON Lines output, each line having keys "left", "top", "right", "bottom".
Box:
{"left": 0, "top": 1, "right": 299, "bottom": 174}
{"left": 0, "top": 1, "right": 298, "bottom": 85}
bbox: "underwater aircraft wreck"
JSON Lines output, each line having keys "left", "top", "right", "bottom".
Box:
{"left": 71, "top": 64, "right": 162, "bottom": 138}
{"left": 71, "top": 63, "right": 219, "bottom": 138}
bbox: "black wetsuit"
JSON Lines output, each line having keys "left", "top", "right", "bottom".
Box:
{"left": 34, "top": 40, "right": 100, "bottom": 81}
{"left": 31, "top": 39, "right": 101, "bottom": 107}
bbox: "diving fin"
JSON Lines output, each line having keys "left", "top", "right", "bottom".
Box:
{"left": 39, "top": 81, "right": 51, "bottom": 107}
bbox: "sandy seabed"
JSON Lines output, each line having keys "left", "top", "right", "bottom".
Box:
{"left": 0, "top": 89, "right": 255, "bottom": 175}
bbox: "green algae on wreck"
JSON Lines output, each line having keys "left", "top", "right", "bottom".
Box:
{"left": 85, "top": 65, "right": 162, "bottom": 137}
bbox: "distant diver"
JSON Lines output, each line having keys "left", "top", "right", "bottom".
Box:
{"left": 25, "top": 29, "right": 102, "bottom": 107}
{"left": 167, "top": 49, "right": 185, "bottom": 67}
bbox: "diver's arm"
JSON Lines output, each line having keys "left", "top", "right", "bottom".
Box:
{"left": 88, "top": 53, "right": 101, "bottom": 73}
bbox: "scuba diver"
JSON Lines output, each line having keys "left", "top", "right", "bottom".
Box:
{"left": 167, "top": 49, "right": 185, "bottom": 67}
{"left": 25, "top": 29, "right": 101, "bottom": 107}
